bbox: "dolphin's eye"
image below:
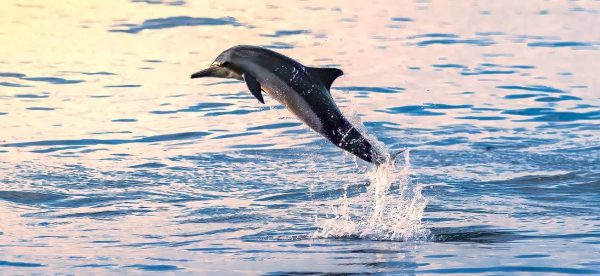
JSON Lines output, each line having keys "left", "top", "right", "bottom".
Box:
{"left": 211, "top": 61, "right": 228, "bottom": 67}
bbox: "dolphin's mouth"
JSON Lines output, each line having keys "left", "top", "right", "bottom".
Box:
{"left": 190, "top": 67, "right": 221, "bottom": 79}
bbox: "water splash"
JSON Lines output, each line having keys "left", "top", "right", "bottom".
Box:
{"left": 312, "top": 150, "right": 431, "bottom": 241}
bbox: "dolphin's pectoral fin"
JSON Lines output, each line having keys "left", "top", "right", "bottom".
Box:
{"left": 243, "top": 73, "right": 265, "bottom": 104}
{"left": 307, "top": 67, "right": 344, "bottom": 91}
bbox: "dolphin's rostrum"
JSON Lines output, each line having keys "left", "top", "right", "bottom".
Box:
{"left": 191, "top": 45, "right": 402, "bottom": 164}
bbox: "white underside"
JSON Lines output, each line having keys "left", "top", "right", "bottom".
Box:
{"left": 248, "top": 64, "right": 324, "bottom": 133}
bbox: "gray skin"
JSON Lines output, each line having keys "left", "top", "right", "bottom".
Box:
{"left": 191, "top": 45, "right": 398, "bottom": 164}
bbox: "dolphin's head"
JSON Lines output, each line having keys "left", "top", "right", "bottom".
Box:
{"left": 191, "top": 47, "right": 243, "bottom": 80}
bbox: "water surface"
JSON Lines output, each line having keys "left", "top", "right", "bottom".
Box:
{"left": 1, "top": 0, "right": 599, "bottom": 274}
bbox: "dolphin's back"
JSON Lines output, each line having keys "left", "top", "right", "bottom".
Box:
{"left": 230, "top": 46, "right": 321, "bottom": 90}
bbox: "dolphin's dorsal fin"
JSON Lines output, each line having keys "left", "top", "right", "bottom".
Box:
{"left": 243, "top": 73, "right": 265, "bottom": 104}
{"left": 307, "top": 67, "right": 344, "bottom": 91}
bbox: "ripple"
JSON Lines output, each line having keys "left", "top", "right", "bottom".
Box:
{"left": 527, "top": 111, "right": 600, "bottom": 122}
{"left": 515, "top": 254, "right": 550, "bottom": 259}
{"left": 335, "top": 86, "right": 405, "bottom": 94}
{"left": 419, "top": 266, "right": 598, "bottom": 274}
{"left": 379, "top": 105, "right": 445, "bottom": 116}
{"left": 183, "top": 213, "right": 259, "bottom": 224}
{"left": 426, "top": 39, "right": 492, "bottom": 46}
{"left": 528, "top": 41, "right": 593, "bottom": 48}
{"left": 480, "top": 172, "right": 580, "bottom": 187}
{"left": 391, "top": 17, "right": 414, "bottom": 22}
{"left": 129, "top": 162, "right": 167, "bottom": 168}
{"left": 1, "top": 131, "right": 210, "bottom": 148}
{"left": 247, "top": 122, "right": 301, "bottom": 131}
{"left": 23, "top": 77, "right": 83, "bottom": 84}
{"left": 241, "top": 229, "right": 308, "bottom": 242}
{"left": 261, "top": 30, "right": 308, "bottom": 37}
{"left": 433, "top": 63, "right": 467, "bottom": 69}
{"left": 53, "top": 209, "right": 152, "bottom": 219}
{"left": 78, "top": 71, "right": 116, "bottom": 75}
{"left": 426, "top": 137, "right": 469, "bottom": 146}
{"left": 213, "top": 131, "right": 260, "bottom": 140}
{"left": 408, "top": 33, "right": 458, "bottom": 39}
{"left": 0, "top": 72, "right": 82, "bottom": 85}
{"left": 187, "top": 247, "right": 240, "bottom": 253}
{"left": 502, "top": 107, "right": 554, "bottom": 116}
{"left": 434, "top": 63, "right": 532, "bottom": 76}
{"left": 150, "top": 102, "right": 233, "bottom": 115}
{"left": 75, "top": 264, "right": 117, "bottom": 268}
{"left": 110, "top": 16, "right": 241, "bottom": 34}
{"left": 0, "top": 260, "right": 45, "bottom": 267}
{"left": 111, "top": 118, "right": 138, "bottom": 122}
{"left": 31, "top": 145, "right": 85, "bottom": 153}
{"left": 503, "top": 108, "right": 600, "bottom": 122}
{"left": 0, "top": 191, "right": 66, "bottom": 205}
{"left": 14, "top": 93, "right": 49, "bottom": 99}
{"left": 508, "top": 65, "right": 535, "bottom": 69}
{"left": 425, "top": 103, "right": 472, "bottom": 110}
{"left": 229, "top": 143, "right": 276, "bottom": 149}
{"left": 535, "top": 95, "right": 581, "bottom": 102}
{"left": 504, "top": 94, "right": 540, "bottom": 99}
{"left": 0, "top": 72, "right": 26, "bottom": 78}
{"left": 124, "top": 264, "right": 181, "bottom": 271}
{"left": 432, "top": 227, "right": 525, "bottom": 243}
{"left": 411, "top": 34, "right": 495, "bottom": 47}
{"left": 461, "top": 70, "right": 516, "bottom": 76}
{"left": 497, "top": 85, "right": 563, "bottom": 93}
{"left": 457, "top": 116, "right": 506, "bottom": 121}
{"left": 0, "top": 81, "right": 31, "bottom": 87}
{"left": 26, "top": 107, "right": 55, "bottom": 111}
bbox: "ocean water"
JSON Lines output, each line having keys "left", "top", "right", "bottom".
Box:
{"left": 1, "top": 0, "right": 600, "bottom": 274}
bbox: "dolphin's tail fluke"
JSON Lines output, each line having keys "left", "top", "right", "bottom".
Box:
{"left": 389, "top": 148, "right": 406, "bottom": 164}
{"left": 376, "top": 148, "right": 406, "bottom": 166}
{"left": 390, "top": 148, "right": 406, "bottom": 161}
{"left": 371, "top": 148, "right": 407, "bottom": 166}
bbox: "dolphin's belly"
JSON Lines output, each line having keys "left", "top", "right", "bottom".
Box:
{"left": 253, "top": 68, "right": 325, "bottom": 133}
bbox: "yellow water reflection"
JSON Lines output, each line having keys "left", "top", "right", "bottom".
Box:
{"left": 0, "top": 0, "right": 597, "bottom": 177}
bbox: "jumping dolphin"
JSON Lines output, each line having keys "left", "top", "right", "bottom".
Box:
{"left": 191, "top": 45, "right": 402, "bottom": 164}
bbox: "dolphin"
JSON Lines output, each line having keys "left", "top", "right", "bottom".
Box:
{"left": 191, "top": 45, "right": 402, "bottom": 164}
